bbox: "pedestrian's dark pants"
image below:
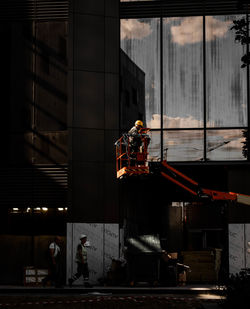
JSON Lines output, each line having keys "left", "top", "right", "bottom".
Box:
{"left": 72, "top": 263, "right": 89, "bottom": 281}
{"left": 42, "top": 260, "right": 62, "bottom": 287}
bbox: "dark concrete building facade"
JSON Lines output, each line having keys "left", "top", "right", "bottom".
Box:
{"left": 68, "top": 0, "right": 120, "bottom": 223}
{"left": 1, "top": 0, "right": 250, "bottom": 284}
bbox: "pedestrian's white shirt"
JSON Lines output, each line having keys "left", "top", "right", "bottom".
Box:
{"left": 49, "top": 242, "right": 60, "bottom": 257}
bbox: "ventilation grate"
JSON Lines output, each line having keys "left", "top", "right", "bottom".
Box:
{"left": 0, "top": 0, "right": 69, "bottom": 21}
{"left": 120, "top": 0, "right": 250, "bottom": 18}
{"left": 0, "top": 166, "right": 68, "bottom": 208}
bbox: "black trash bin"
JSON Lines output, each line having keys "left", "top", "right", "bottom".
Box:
{"left": 126, "top": 235, "right": 162, "bottom": 286}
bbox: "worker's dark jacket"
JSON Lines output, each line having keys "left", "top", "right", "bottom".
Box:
{"left": 128, "top": 126, "right": 142, "bottom": 151}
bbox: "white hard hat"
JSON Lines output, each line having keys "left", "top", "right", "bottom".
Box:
{"left": 80, "top": 234, "right": 87, "bottom": 240}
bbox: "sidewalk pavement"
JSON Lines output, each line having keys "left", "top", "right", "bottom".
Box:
{"left": 0, "top": 283, "right": 225, "bottom": 294}
{"left": 0, "top": 285, "right": 225, "bottom": 309}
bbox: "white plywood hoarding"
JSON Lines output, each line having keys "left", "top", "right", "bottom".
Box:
{"left": 67, "top": 223, "right": 119, "bottom": 285}
{"left": 104, "top": 224, "right": 120, "bottom": 274}
{"left": 228, "top": 223, "right": 250, "bottom": 275}
{"left": 245, "top": 224, "right": 250, "bottom": 269}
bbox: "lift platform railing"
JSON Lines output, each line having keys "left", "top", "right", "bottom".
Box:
{"left": 115, "top": 128, "right": 150, "bottom": 178}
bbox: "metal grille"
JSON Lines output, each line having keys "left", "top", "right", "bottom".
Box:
{"left": 120, "top": 0, "right": 250, "bottom": 18}
{"left": 0, "top": 0, "right": 69, "bottom": 21}
{"left": 0, "top": 166, "right": 68, "bottom": 207}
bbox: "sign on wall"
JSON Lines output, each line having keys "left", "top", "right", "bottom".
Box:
{"left": 67, "top": 223, "right": 120, "bottom": 285}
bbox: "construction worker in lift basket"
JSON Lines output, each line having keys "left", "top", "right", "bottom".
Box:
{"left": 128, "top": 120, "right": 150, "bottom": 155}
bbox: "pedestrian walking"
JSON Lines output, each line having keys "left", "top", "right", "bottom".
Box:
{"left": 68, "top": 234, "right": 92, "bottom": 287}
{"left": 42, "top": 236, "right": 63, "bottom": 288}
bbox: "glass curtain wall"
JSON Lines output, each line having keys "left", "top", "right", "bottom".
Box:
{"left": 163, "top": 17, "right": 203, "bottom": 161}
{"left": 206, "top": 15, "right": 247, "bottom": 161}
{"left": 121, "top": 18, "right": 161, "bottom": 161}
{"left": 120, "top": 15, "right": 248, "bottom": 162}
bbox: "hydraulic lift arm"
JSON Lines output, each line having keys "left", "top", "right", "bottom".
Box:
{"left": 115, "top": 132, "right": 250, "bottom": 206}
{"left": 160, "top": 160, "right": 250, "bottom": 205}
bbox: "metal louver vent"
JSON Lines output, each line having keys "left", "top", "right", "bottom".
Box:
{"left": 0, "top": 166, "right": 68, "bottom": 208}
{"left": 120, "top": 0, "right": 250, "bottom": 18}
{"left": 0, "top": 0, "right": 69, "bottom": 21}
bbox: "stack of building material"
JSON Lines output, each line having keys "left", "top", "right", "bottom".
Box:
{"left": 182, "top": 249, "right": 222, "bottom": 283}
{"left": 23, "top": 267, "right": 48, "bottom": 286}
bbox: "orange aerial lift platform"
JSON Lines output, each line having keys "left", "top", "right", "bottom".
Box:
{"left": 115, "top": 128, "right": 151, "bottom": 179}
{"left": 115, "top": 130, "right": 250, "bottom": 206}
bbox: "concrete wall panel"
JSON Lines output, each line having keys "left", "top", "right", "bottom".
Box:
{"left": 35, "top": 21, "right": 67, "bottom": 131}
{"left": 69, "top": 0, "right": 120, "bottom": 223}
{"left": 72, "top": 129, "right": 104, "bottom": 162}
{"left": 71, "top": 0, "right": 105, "bottom": 16}
{"left": 105, "top": 73, "right": 119, "bottom": 130}
{"left": 105, "top": 130, "right": 119, "bottom": 163}
{"left": 72, "top": 162, "right": 104, "bottom": 222}
{"left": 104, "top": 163, "right": 119, "bottom": 222}
{"left": 105, "top": 0, "right": 119, "bottom": 17}
{"left": 33, "top": 131, "right": 68, "bottom": 165}
{"left": 73, "top": 71, "right": 104, "bottom": 129}
{"left": 228, "top": 166, "right": 250, "bottom": 196}
{"left": 67, "top": 71, "right": 74, "bottom": 127}
{"left": 9, "top": 133, "right": 33, "bottom": 165}
{"left": 105, "top": 17, "right": 119, "bottom": 74}
{"left": 74, "top": 14, "right": 104, "bottom": 72}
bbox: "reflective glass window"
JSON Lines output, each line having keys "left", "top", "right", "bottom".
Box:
{"left": 206, "top": 129, "right": 246, "bottom": 160}
{"left": 148, "top": 130, "right": 161, "bottom": 161}
{"left": 163, "top": 130, "right": 204, "bottom": 161}
{"left": 121, "top": 18, "right": 160, "bottom": 128}
{"left": 163, "top": 17, "right": 203, "bottom": 128}
{"left": 120, "top": 13, "right": 249, "bottom": 162}
{"left": 206, "top": 15, "right": 247, "bottom": 127}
